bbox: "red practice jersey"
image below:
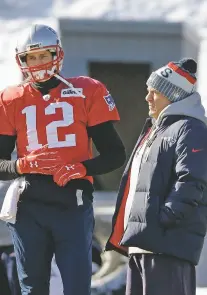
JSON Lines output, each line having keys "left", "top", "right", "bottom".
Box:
{"left": 0, "top": 76, "right": 120, "bottom": 183}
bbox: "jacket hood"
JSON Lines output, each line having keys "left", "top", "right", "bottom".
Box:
{"left": 156, "top": 92, "right": 207, "bottom": 125}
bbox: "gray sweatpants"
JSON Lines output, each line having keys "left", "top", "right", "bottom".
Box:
{"left": 126, "top": 254, "right": 196, "bottom": 295}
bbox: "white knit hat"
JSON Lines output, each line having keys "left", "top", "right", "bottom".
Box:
{"left": 146, "top": 58, "right": 197, "bottom": 102}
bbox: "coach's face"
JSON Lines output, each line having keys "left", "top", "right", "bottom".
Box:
{"left": 145, "top": 87, "right": 171, "bottom": 119}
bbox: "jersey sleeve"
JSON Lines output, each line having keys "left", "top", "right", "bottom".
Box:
{"left": 0, "top": 90, "right": 16, "bottom": 136}
{"left": 86, "top": 81, "right": 120, "bottom": 127}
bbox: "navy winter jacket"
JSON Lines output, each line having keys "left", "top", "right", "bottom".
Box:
{"left": 106, "top": 93, "right": 207, "bottom": 265}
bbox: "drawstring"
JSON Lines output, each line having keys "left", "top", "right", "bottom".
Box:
{"left": 51, "top": 71, "right": 86, "bottom": 99}
{"left": 30, "top": 70, "right": 86, "bottom": 101}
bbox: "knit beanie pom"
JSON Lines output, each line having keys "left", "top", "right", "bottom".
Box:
{"left": 178, "top": 58, "right": 197, "bottom": 74}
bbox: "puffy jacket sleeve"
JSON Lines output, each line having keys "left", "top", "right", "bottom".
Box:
{"left": 160, "top": 120, "right": 207, "bottom": 228}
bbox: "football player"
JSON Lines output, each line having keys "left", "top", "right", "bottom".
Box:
{"left": 0, "top": 24, "right": 126, "bottom": 295}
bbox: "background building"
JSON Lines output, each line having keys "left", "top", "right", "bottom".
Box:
{"left": 0, "top": 0, "right": 207, "bottom": 294}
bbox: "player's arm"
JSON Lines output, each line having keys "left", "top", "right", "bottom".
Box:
{"left": 83, "top": 80, "right": 126, "bottom": 174}
{"left": 0, "top": 135, "right": 69, "bottom": 179}
{"left": 83, "top": 121, "right": 126, "bottom": 175}
{"left": 53, "top": 121, "right": 126, "bottom": 187}
{"left": 0, "top": 134, "right": 19, "bottom": 180}
{"left": 0, "top": 90, "right": 20, "bottom": 180}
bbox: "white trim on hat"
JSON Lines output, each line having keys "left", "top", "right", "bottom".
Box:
{"left": 155, "top": 66, "right": 194, "bottom": 93}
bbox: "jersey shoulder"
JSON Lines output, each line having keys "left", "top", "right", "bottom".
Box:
{"left": 0, "top": 83, "right": 28, "bottom": 106}
{"left": 65, "top": 76, "right": 105, "bottom": 90}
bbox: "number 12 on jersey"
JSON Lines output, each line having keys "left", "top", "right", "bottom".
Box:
{"left": 22, "top": 102, "right": 76, "bottom": 151}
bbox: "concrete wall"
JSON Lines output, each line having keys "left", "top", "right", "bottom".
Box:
{"left": 59, "top": 19, "right": 197, "bottom": 76}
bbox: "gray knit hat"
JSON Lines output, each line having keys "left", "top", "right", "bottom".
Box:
{"left": 146, "top": 58, "right": 197, "bottom": 102}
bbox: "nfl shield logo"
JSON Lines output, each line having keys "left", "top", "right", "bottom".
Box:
{"left": 104, "top": 93, "right": 115, "bottom": 111}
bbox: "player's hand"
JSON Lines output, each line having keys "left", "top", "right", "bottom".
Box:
{"left": 16, "top": 145, "right": 63, "bottom": 175}
{"left": 53, "top": 163, "right": 87, "bottom": 187}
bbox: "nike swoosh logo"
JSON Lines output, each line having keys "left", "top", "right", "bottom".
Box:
{"left": 192, "top": 148, "right": 203, "bottom": 153}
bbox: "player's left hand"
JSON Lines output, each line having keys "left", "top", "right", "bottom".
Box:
{"left": 53, "top": 163, "right": 87, "bottom": 187}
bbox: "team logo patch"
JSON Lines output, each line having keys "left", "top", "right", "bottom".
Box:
{"left": 104, "top": 93, "right": 115, "bottom": 111}
{"left": 61, "top": 88, "right": 83, "bottom": 97}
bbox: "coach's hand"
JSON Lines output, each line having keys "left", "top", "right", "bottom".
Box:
{"left": 53, "top": 163, "right": 87, "bottom": 187}
{"left": 16, "top": 145, "right": 63, "bottom": 175}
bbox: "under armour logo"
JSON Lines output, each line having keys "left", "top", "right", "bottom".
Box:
{"left": 29, "top": 161, "right": 38, "bottom": 168}
{"left": 66, "top": 165, "right": 75, "bottom": 171}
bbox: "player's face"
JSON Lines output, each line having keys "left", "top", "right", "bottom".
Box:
{"left": 145, "top": 87, "right": 171, "bottom": 119}
{"left": 26, "top": 50, "right": 53, "bottom": 67}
